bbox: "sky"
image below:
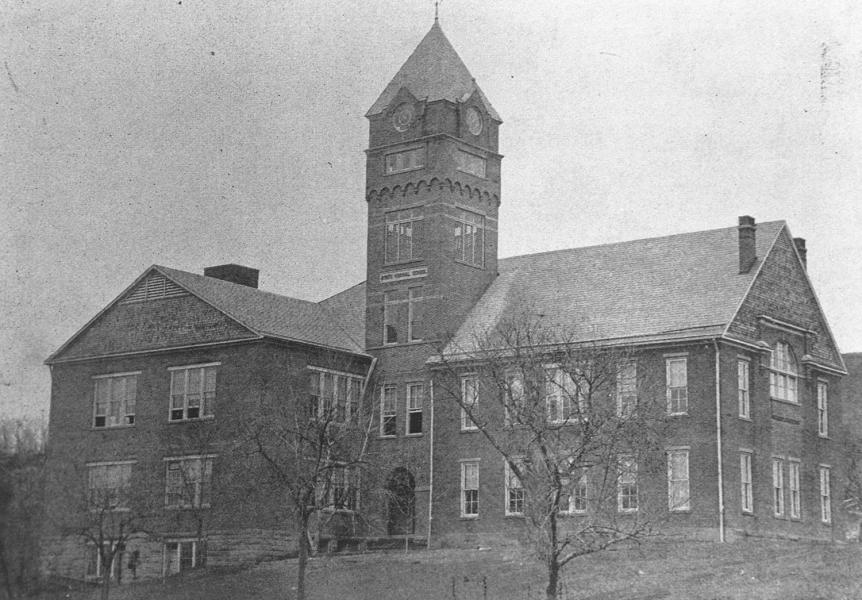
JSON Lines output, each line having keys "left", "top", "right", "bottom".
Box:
{"left": 2, "top": 0, "right": 861, "bottom": 422}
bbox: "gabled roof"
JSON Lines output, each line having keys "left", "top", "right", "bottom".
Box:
{"left": 441, "top": 221, "right": 787, "bottom": 357}
{"left": 318, "top": 281, "right": 367, "bottom": 350}
{"left": 366, "top": 21, "right": 501, "bottom": 120}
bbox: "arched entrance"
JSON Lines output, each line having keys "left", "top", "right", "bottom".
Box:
{"left": 386, "top": 467, "right": 415, "bottom": 535}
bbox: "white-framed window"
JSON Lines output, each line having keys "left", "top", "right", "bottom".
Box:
{"left": 93, "top": 372, "right": 138, "bottom": 428}
{"left": 788, "top": 459, "right": 801, "bottom": 519}
{"left": 86, "top": 542, "right": 124, "bottom": 580}
{"left": 456, "top": 149, "right": 487, "bottom": 178}
{"left": 665, "top": 357, "right": 688, "bottom": 415}
{"left": 461, "top": 460, "right": 480, "bottom": 517}
{"left": 169, "top": 363, "right": 218, "bottom": 421}
{"left": 326, "top": 464, "right": 359, "bottom": 511}
{"left": 385, "top": 147, "right": 425, "bottom": 175}
{"left": 667, "top": 449, "right": 690, "bottom": 512}
{"left": 504, "top": 460, "right": 525, "bottom": 516}
{"left": 384, "top": 207, "right": 423, "bottom": 263}
{"left": 740, "top": 452, "right": 753, "bottom": 513}
{"left": 87, "top": 461, "right": 133, "bottom": 511}
{"left": 503, "top": 369, "right": 525, "bottom": 426}
{"left": 453, "top": 209, "right": 485, "bottom": 267}
{"left": 165, "top": 455, "right": 214, "bottom": 509}
{"left": 308, "top": 368, "right": 363, "bottom": 422}
{"left": 406, "top": 383, "right": 423, "bottom": 435}
{"left": 617, "top": 455, "right": 638, "bottom": 513}
{"left": 164, "top": 540, "right": 205, "bottom": 575}
{"left": 817, "top": 380, "right": 829, "bottom": 437}
{"left": 560, "top": 469, "right": 588, "bottom": 514}
{"left": 380, "top": 385, "right": 397, "bottom": 437}
{"left": 772, "top": 457, "right": 785, "bottom": 517}
{"left": 407, "top": 287, "right": 424, "bottom": 342}
{"left": 769, "top": 342, "right": 798, "bottom": 403}
{"left": 383, "top": 287, "right": 424, "bottom": 344}
{"left": 819, "top": 465, "right": 832, "bottom": 524}
{"left": 737, "top": 359, "right": 750, "bottom": 419}
{"left": 546, "top": 367, "right": 579, "bottom": 424}
{"left": 461, "top": 375, "right": 479, "bottom": 431}
{"left": 616, "top": 361, "right": 637, "bottom": 418}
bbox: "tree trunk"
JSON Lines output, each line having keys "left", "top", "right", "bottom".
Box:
{"left": 296, "top": 515, "right": 309, "bottom": 600}
{"left": 545, "top": 556, "right": 559, "bottom": 600}
{"left": 100, "top": 575, "right": 111, "bottom": 600}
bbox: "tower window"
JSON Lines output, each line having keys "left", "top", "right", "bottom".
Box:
{"left": 456, "top": 150, "right": 486, "bottom": 178}
{"left": 454, "top": 209, "right": 484, "bottom": 267}
{"left": 385, "top": 208, "right": 422, "bottom": 264}
{"left": 385, "top": 147, "right": 425, "bottom": 174}
{"left": 383, "top": 287, "right": 424, "bottom": 345}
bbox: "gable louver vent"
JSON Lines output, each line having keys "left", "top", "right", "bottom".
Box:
{"left": 121, "top": 273, "right": 188, "bottom": 303}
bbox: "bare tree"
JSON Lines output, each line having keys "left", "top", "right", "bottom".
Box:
{"left": 434, "top": 306, "right": 669, "bottom": 600}
{"left": 240, "top": 354, "right": 374, "bottom": 600}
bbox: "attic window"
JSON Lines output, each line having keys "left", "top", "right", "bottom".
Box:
{"left": 122, "top": 273, "right": 188, "bottom": 303}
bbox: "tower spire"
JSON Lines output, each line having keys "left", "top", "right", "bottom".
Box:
{"left": 434, "top": 0, "right": 439, "bottom": 23}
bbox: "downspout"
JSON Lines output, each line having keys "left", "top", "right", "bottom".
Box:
{"left": 713, "top": 340, "right": 726, "bottom": 543}
{"left": 427, "top": 377, "right": 435, "bottom": 549}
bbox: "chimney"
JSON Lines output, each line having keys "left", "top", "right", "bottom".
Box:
{"left": 738, "top": 215, "right": 757, "bottom": 274}
{"left": 203, "top": 264, "right": 260, "bottom": 288}
{"left": 793, "top": 237, "right": 807, "bottom": 270}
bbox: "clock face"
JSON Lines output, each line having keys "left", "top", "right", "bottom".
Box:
{"left": 392, "top": 103, "right": 414, "bottom": 132}
{"left": 465, "top": 107, "right": 483, "bottom": 135}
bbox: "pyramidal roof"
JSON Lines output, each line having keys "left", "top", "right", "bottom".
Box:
{"left": 366, "top": 21, "right": 501, "bottom": 120}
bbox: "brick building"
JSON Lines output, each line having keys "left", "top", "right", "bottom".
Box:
{"left": 43, "top": 20, "right": 847, "bottom": 581}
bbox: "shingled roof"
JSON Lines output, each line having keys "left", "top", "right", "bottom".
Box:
{"left": 366, "top": 21, "right": 501, "bottom": 120}
{"left": 441, "top": 221, "right": 788, "bottom": 357}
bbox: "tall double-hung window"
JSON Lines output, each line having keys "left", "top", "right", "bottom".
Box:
{"left": 461, "top": 460, "right": 480, "bottom": 517}
{"left": 740, "top": 452, "right": 753, "bottom": 513}
{"left": 667, "top": 449, "right": 690, "bottom": 512}
{"left": 817, "top": 381, "right": 829, "bottom": 437}
{"left": 385, "top": 208, "right": 422, "bottom": 264}
{"left": 383, "top": 287, "right": 424, "bottom": 344}
{"left": 617, "top": 455, "right": 638, "bottom": 513}
{"left": 769, "top": 342, "right": 798, "bottom": 403}
{"left": 737, "top": 359, "right": 750, "bottom": 419}
{"left": 461, "top": 375, "right": 479, "bottom": 431}
{"left": 453, "top": 209, "right": 484, "bottom": 267}
{"left": 380, "top": 385, "right": 397, "bottom": 437}
{"left": 616, "top": 361, "right": 637, "bottom": 418}
{"left": 819, "top": 466, "right": 832, "bottom": 524}
{"left": 88, "top": 461, "right": 133, "bottom": 511}
{"left": 308, "top": 368, "right": 363, "bottom": 422}
{"left": 169, "top": 364, "right": 217, "bottom": 421}
{"left": 93, "top": 372, "right": 138, "bottom": 428}
{"left": 504, "top": 460, "right": 525, "bottom": 516}
{"left": 788, "top": 460, "right": 801, "bottom": 519}
{"left": 665, "top": 356, "right": 688, "bottom": 415}
{"left": 772, "top": 457, "right": 785, "bottom": 517}
{"left": 165, "top": 455, "right": 214, "bottom": 509}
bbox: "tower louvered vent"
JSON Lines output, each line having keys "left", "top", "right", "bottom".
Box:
{"left": 121, "top": 273, "right": 188, "bottom": 303}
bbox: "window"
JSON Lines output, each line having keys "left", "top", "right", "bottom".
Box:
{"left": 380, "top": 385, "right": 397, "bottom": 437}
{"left": 385, "top": 147, "right": 425, "bottom": 174}
{"left": 165, "top": 456, "right": 214, "bottom": 509}
{"left": 169, "top": 364, "right": 217, "bottom": 421}
{"left": 819, "top": 466, "right": 831, "bottom": 523}
{"left": 769, "top": 342, "right": 798, "bottom": 403}
{"left": 503, "top": 370, "right": 525, "bottom": 426}
{"left": 93, "top": 373, "right": 138, "bottom": 428}
{"left": 737, "top": 359, "right": 750, "bottom": 419}
{"left": 740, "top": 452, "right": 753, "bottom": 513}
{"left": 561, "top": 470, "right": 588, "bottom": 514}
{"left": 385, "top": 208, "right": 423, "bottom": 263}
{"left": 327, "top": 465, "right": 359, "bottom": 511}
{"left": 504, "top": 461, "right": 524, "bottom": 516}
{"left": 546, "top": 368, "right": 579, "bottom": 424}
{"left": 617, "top": 456, "right": 638, "bottom": 513}
{"left": 407, "top": 287, "right": 424, "bottom": 342}
{"left": 308, "top": 368, "right": 363, "bottom": 422}
{"left": 461, "top": 375, "right": 479, "bottom": 431}
{"left": 666, "top": 357, "right": 688, "bottom": 414}
{"left": 616, "top": 361, "right": 637, "bottom": 418}
{"left": 817, "top": 381, "right": 828, "bottom": 437}
{"left": 88, "top": 462, "right": 133, "bottom": 511}
{"left": 667, "top": 449, "right": 690, "bottom": 511}
{"left": 86, "top": 542, "right": 124, "bottom": 580}
{"left": 383, "top": 288, "right": 424, "bottom": 344}
{"left": 788, "top": 460, "right": 801, "bottom": 519}
{"left": 772, "top": 458, "right": 784, "bottom": 517}
{"left": 461, "top": 461, "right": 479, "bottom": 517}
{"left": 164, "top": 540, "right": 205, "bottom": 575}
{"left": 455, "top": 149, "right": 486, "bottom": 178}
{"left": 453, "top": 209, "right": 484, "bottom": 267}
{"left": 406, "top": 383, "right": 423, "bottom": 435}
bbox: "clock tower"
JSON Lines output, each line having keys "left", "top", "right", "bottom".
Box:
{"left": 364, "top": 20, "right": 502, "bottom": 372}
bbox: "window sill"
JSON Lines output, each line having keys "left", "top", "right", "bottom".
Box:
{"left": 92, "top": 424, "right": 136, "bottom": 431}
{"left": 741, "top": 510, "right": 755, "bottom": 517}
{"left": 165, "top": 505, "right": 211, "bottom": 511}
{"left": 818, "top": 434, "right": 830, "bottom": 440}
{"left": 405, "top": 433, "right": 423, "bottom": 438}
{"left": 384, "top": 166, "right": 425, "bottom": 176}
{"left": 454, "top": 259, "right": 485, "bottom": 271}
{"left": 618, "top": 509, "right": 639, "bottom": 514}
{"left": 668, "top": 412, "right": 689, "bottom": 417}
{"left": 321, "top": 508, "right": 357, "bottom": 515}
{"left": 504, "top": 513, "right": 525, "bottom": 519}
{"left": 738, "top": 416, "right": 752, "bottom": 422}
{"left": 558, "top": 511, "right": 587, "bottom": 517}
{"left": 378, "top": 435, "right": 397, "bottom": 440}
{"left": 455, "top": 168, "right": 487, "bottom": 180}
{"left": 459, "top": 515, "right": 479, "bottom": 520}
{"left": 769, "top": 396, "right": 800, "bottom": 407}
{"left": 669, "top": 509, "right": 692, "bottom": 514}
{"left": 382, "top": 258, "right": 424, "bottom": 268}
{"left": 169, "top": 416, "right": 215, "bottom": 424}
{"left": 460, "top": 428, "right": 480, "bottom": 433}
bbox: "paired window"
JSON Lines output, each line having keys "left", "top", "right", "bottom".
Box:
{"left": 819, "top": 466, "right": 832, "bottom": 524}
{"left": 407, "top": 383, "right": 424, "bottom": 435}
{"left": 616, "top": 361, "right": 637, "bottom": 418}
{"left": 665, "top": 357, "right": 688, "bottom": 415}
{"left": 737, "top": 359, "right": 750, "bottom": 419}
{"left": 788, "top": 460, "right": 801, "bottom": 519}
{"left": 165, "top": 456, "right": 214, "bottom": 509}
{"left": 385, "top": 147, "right": 425, "bottom": 174}
{"left": 817, "top": 381, "right": 829, "bottom": 437}
{"left": 380, "top": 385, "right": 397, "bottom": 437}
{"left": 504, "top": 461, "right": 525, "bottom": 516}
{"left": 560, "top": 470, "right": 588, "bottom": 514}
{"left": 164, "top": 540, "right": 205, "bottom": 575}
{"left": 88, "top": 462, "right": 133, "bottom": 511}
{"left": 455, "top": 149, "right": 486, "bottom": 178}
{"left": 308, "top": 369, "right": 363, "bottom": 422}
{"left": 461, "top": 461, "right": 480, "bottom": 517}
{"left": 169, "top": 364, "right": 217, "bottom": 421}
{"left": 667, "top": 449, "right": 690, "bottom": 512}
{"left": 769, "top": 342, "right": 798, "bottom": 403}
{"left": 740, "top": 452, "right": 753, "bottom": 513}
{"left": 772, "top": 457, "right": 785, "bottom": 517}
{"left": 385, "top": 208, "right": 422, "bottom": 264}
{"left": 617, "top": 456, "right": 638, "bottom": 513}
{"left": 327, "top": 465, "right": 359, "bottom": 511}
{"left": 383, "top": 287, "right": 424, "bottom": 344}
{"left": 461, "top": 375, "right": 479, "bottom": 431}
{"left": 93, "top": 373, "right": 138, "bottom": 428}
{"left": 453, "top": 209, "right": 485, "bottom": 267}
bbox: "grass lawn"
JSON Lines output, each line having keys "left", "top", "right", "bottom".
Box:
{"left": 36, "top": 538, "right": 862, "bottom": 600}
